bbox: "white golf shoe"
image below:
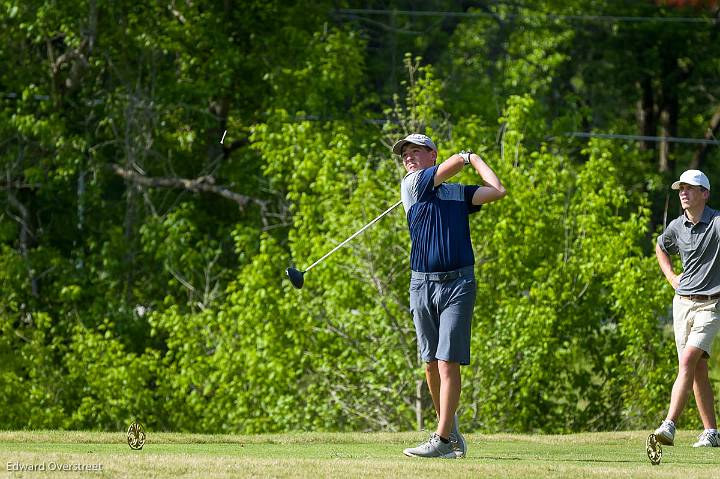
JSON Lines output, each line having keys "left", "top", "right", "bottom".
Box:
{"left": 654, "top": 420, "right": 676, "bottom": 446}
{"left": 403, "top": 433, "right": 459, "bottom": 458}
{"left": 449, "top": 413, "right": 467, "bottom": 458}
{"left": 693, "top": 430, "right": 720, "bottom": 447}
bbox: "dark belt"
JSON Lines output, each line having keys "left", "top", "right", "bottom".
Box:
{"left": 679, "top": 293, "right": 720, "bottom": 301}
{"left": 411, "top": 266, "right": 474, "bottom": 282}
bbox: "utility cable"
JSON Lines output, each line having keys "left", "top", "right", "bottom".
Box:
{"left": 335, "top": 8, "right": 719, "bottom": 24}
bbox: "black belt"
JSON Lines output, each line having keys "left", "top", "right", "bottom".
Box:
{"left": 411, "top": 266, "right": 474, "bottom": 282}
{"left": 679, "top": 293, "right": 720, "bottom": 301}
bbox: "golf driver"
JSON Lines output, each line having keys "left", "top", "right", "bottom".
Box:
{"left": 286, "top": 199, "right": 402, "bottom": 289}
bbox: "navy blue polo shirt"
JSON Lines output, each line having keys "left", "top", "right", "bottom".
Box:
{"left": 401, "top": 166, "right": 481, "bottom": 273}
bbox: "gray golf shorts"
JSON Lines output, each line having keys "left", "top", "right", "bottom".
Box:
{"left": 409, "top": 265, "right": 476, "bottom": 365}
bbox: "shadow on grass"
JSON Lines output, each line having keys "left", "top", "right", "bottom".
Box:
{"left": 474, "top": 455, "right": 639, "bottom": 464}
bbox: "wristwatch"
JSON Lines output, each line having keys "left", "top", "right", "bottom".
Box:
{"left": 460, "top": 150, "right": 473, "bottom": 165}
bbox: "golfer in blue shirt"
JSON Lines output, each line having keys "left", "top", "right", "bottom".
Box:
{"left": 394, "top": 133, "right": 506, "bottom": 458}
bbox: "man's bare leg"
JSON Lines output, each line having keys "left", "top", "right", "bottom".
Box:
{"left": 425, "top": 361, "right": 440, "bottom": 417}
{"left": 425, "top": 360, "right": 461, "bottom": 438}
{"left": 693, "top": 358, "right": 717, "bottom": 429}
{"left": 436, "top": 360, "right": 461, "bottom": 439}
{"left": 666, "top": 346, "right": 706, "bottom": 423}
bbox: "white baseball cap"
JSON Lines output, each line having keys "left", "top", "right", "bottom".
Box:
{"left": 392, "top": 133, "right": 438, "bottom": 155}
{"left": 671, "top": 169, "right": 710, "bottom": 191}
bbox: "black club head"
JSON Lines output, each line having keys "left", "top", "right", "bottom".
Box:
{"left": 286, "top": 267, "right": 305, "bottom": 289}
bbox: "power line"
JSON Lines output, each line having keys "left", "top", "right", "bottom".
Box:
{"left": 567, "top": 132, "right": 720, "bottom": 145}
{"left": 294, "top": 117, "right": 720, "bottom": 146}
{"left": 335, "top": 8, "right": 719, "bottom": 24}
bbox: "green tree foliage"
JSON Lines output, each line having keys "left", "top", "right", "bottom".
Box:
{"left": 0, "top": 0, "right": 715, "bottom": 434}
{"left": 443, "top": 0, "right": 720, "bottom": 219}
{"left": 460, "top": 96, "right": 676, "bottom": 432}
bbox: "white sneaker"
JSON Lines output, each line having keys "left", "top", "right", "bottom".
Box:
{"left": 693, "top": 430, "right": 720, "bottom": 447}
{"left": 654, "top": 420, "right": 675, "bottom": 446}
{"left": 403, "top": 433, "right": 458, "bottom": 458}
{"left": 448, "top": 413, "right": 467, "bottom": 458}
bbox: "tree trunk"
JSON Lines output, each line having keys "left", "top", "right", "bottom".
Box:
{"left": 657, "top": 93, "right": 679, "bottom": 174}
{"left": 7, "top": 191, "right": 38, "bottom": 297}
{"left": 415, "top": 378, "right": 425, "bottom": 431}
{"left": 658, "top": 110, "right": 671, "bottom": 173}
{"left": 637, "top": 76, "right": 656, "bottom": 153}
{"left": 691, "top": 106, "right": 720, "bottom": 170}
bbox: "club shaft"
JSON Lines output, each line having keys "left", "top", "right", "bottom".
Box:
{"left": 304, "top": 200, "right": 403, "bottom": 273}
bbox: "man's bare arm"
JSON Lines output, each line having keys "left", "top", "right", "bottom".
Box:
{"left": 469, "top": 153, "right": 506, "bottom": 205}
{"left": 656, "top": 242, "right": 681, "bottom": 289}
{"left": 433, "top": 154, "right": 465, "bottom": 187}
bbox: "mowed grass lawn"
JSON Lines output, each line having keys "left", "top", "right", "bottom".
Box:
{"left": 1, "top": 430, "right": 718, "bottom": 478}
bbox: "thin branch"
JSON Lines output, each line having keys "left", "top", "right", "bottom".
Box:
{"left": 108, "top": 163, "right": 265, "bottom": 210}
{"left": 0, "top": 181, "right": 41, "bottom": 190}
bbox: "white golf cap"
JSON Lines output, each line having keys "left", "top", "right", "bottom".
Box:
{"left": 671, "top": 169, "right": 710, "bottom": 191}
{"left": 392, "top": 133, "right": 437, "bottom": 155}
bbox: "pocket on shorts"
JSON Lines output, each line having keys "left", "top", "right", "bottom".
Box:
{"left": 460, "top": 277, "right": 476, "bottom": 291}
{"left": 410, "top": 277, "right": 424, "bottom": 292}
